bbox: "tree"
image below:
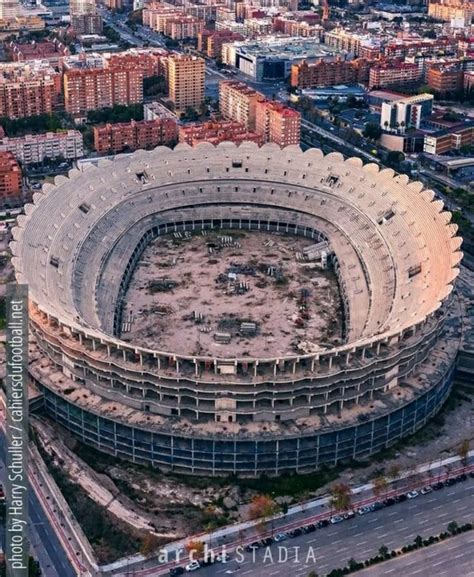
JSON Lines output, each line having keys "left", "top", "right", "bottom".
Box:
{"left": 447, "top": 521, "right": 458, "bottom": 534}
{"left": 386, "top": 151, "right": 405, "bottom": 167}
{"left": 185, "top": 539, "right": 205, "bottom": 558}
{"left": 140, "top": 533, "right": 160, "bottom": 557}
{"left": 363, "top": 122, "right": 382, "bottom": 141}
{"left": 372, "top": 475, "right": 388, "bottom": 500}
{"left": 281, "top": 502, "right": 289, "bottom": 516}
{"left": 458, "top": 439, "right": 470, "bottom": 469}
{"left": 379, "top": 545, "right": 389, "bottom": 557}
{"left": 248, "top": 494, "right": 279, "bottom": 521}
{"left": 307, "top": 572, "right": 318, "bottom": 577}
{"left": 387, "top": 464, "right": 401, "bottom": 487}
{"left": 329, "top": 483, "right": 352, "bottom": 512}
{"left": 414, "top": 535, "right": 423, "bottom": 547}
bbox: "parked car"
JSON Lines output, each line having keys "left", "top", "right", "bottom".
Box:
{"left": 288, "top": 528, "right": 303, "bottom": 538}
{"left": 169, "top": 568, "right": 185, "bottom": 576}
{"left": 357, "top": 506, "right": 371, "bottom": 515}
{"left": 395, "top": 494, "right": 407, "bottom": 503}
{"left": 370, "top": 502, "right": 384, "bottom": 511}
{"left": 185, "top": 561, "right": 200, "bottom": 572}
{"left": 317, "top": 519, "right": 330, "bottom": 528}
{"left": 274, "top": 533, "right": 287, "bottom": 542}
{"left": 244, "top": 542, "right": 260, "bottom": 552}
{"left": 383, "top": 498, "right": 395, "bottom": 507}
{"left": 407, "top": 490, "right": 419, "bottom": 499}
{"left": 302, "top": 524, "right": 316, "bottom": 533}
{"left": 420, "top": 487, "right": 432, "bottom": 495}
{"left": 343, "top": 511, "right": 355, "bottom": 520}
{"left": 330, "top": 515, "right": 344, "bottom": 524}
{"left": 445, "top": 478, "right": 456, "bottom": 486}
{"left": 431, "top": 482, "right": 444, "bottom": 490}
{"left": 259, "top": 538, "right": 273, "bottom": 547}
{"left": 216, "top": 552, "right": 230, "bottom": 563}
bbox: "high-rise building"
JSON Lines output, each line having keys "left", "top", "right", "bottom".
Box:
{"left": 255, "top": 100, "right": 301, "bottom": 148}
{"left": 0, "top": 63, "right": 61, "bottom": 119}
{"left": 70, "top": 0, "right": 103, "bottom": 34}
{"left": 219, "top": 81, "right": 263, "bottom": 131}
{"left": 0, "top": 0, "right": 20, "bottom": 20}
{"left": 64, "top": 67, "right": 144, "bottom": 114}
{"left": 0, "top": 151, "right": 21, "bottom": 208}
{"left": 167, "top": 55, "right": 205, "bottom": 112}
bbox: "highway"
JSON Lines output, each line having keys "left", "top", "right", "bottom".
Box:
{"left": 166, "top": 478, "right": 474, "bottom": 577}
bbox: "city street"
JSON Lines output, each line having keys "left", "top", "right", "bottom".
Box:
{"left": 354, "top": 531, "right": 474, "bottom": 577}
{"left": 0, "top": 432, "right": 76, "bottom": 577}
{"left": 190, "top": 479, "right": 474, "bottom": 577}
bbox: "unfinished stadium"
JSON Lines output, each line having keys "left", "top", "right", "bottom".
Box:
{"left": 11, "top": 142, "right": 464, "bottom": 476}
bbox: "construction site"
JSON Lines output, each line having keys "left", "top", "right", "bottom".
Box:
{"left": 121, "top": 230, "right": 344, "bottom": 358}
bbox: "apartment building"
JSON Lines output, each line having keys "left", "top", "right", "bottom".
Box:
{"left": 71, "top": 13, "right": 103, "bottom": 34}
{"left": 428, "top": 0, "right": 473, "bottom": 27}
{"left": 0, "top": 130, "right": 84, "bottom": 164}
{"left": 0, "top": 63, "right": 61, "bottom": 119}
{"left": 369, "top": 62, "right": 422, "bottom": 90}
{"left": 427, "top": 65, "right": 464, "bottom": 95}
{"left": 93, "top": 118, "right": 178, "bottom": 154}
{"left": 167, "top": 55, "right": 205, "bottom": 111}
{"left": 106, "top": 49, "right": 167, "bottom": 78}
{"left": 63, "top": 67, "right": 144, "bottom": 114}
{"left": 0, "top": 151, "right": 21, "bottom": 207}
{"left": 219, "top": 81, "right": 263, "bottom": 131}
{"left": 255, "top": 100, "right": 301, "bottom": 148}
{"left": 178, "top": 120, "right": 264, "bottom": 146}
{"left": 166, "top": 16, "right": 204, "bottom": 40}
{"left": 291, "top": 57, "right": 371, "bottom": 89}
{"left": 198, "top": 30, "right": 244, "bottom": 60}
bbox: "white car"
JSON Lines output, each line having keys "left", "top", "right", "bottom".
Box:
{"left": 407, "top": 490, "right": 419, "bottom": 499}
{"left": 357, "top": 506, "right": 371, "bottom": 515}
{"left": 420, "top": 486, "right": 432, "bottom": 495}
{"left": 185, "top": 560, "right": 201, "bottom": 572}
{"left": 274, "top": 532, "right": 287, "bottom": 542}
{"left": 330, "top": 515, "right": 344, "bottom": 524}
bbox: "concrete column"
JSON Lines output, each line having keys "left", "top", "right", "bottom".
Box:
{"left": 194, "top": 360, "right": 199, "bottom": 376}
{"left": 92, "top": 339, "right": 96, "bottom": 351}
{"left": 254, "top": 361, "right": 259, "bottom": 377}
{"left": 122, "top": 349, "right": 127, "bottom": 362}
{"left": 329, "top": 356, "right": 333, "bottom": 369}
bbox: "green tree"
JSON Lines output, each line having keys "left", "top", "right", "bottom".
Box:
{"left": 447, "top": 521, "right": 459, "bottom": 534}
{"left": 379, "top": 545, "right": 389, "bottom": 557}
{"left": 363, "top": 122, "right": 382, "bottom": 141}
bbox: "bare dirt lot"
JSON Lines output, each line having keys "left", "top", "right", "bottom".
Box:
{"left": 122, "top": 230, "right": 343, "bottom": 357}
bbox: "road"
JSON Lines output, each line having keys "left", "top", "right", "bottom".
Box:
{"left": 0, "top": 431, "right": 76, "bottom": 577}
{"left": 192, "top": 478, "right": 473, "bottom": 577}
{"left": 354, "top": 531, "right": 474, "bottom": 577}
